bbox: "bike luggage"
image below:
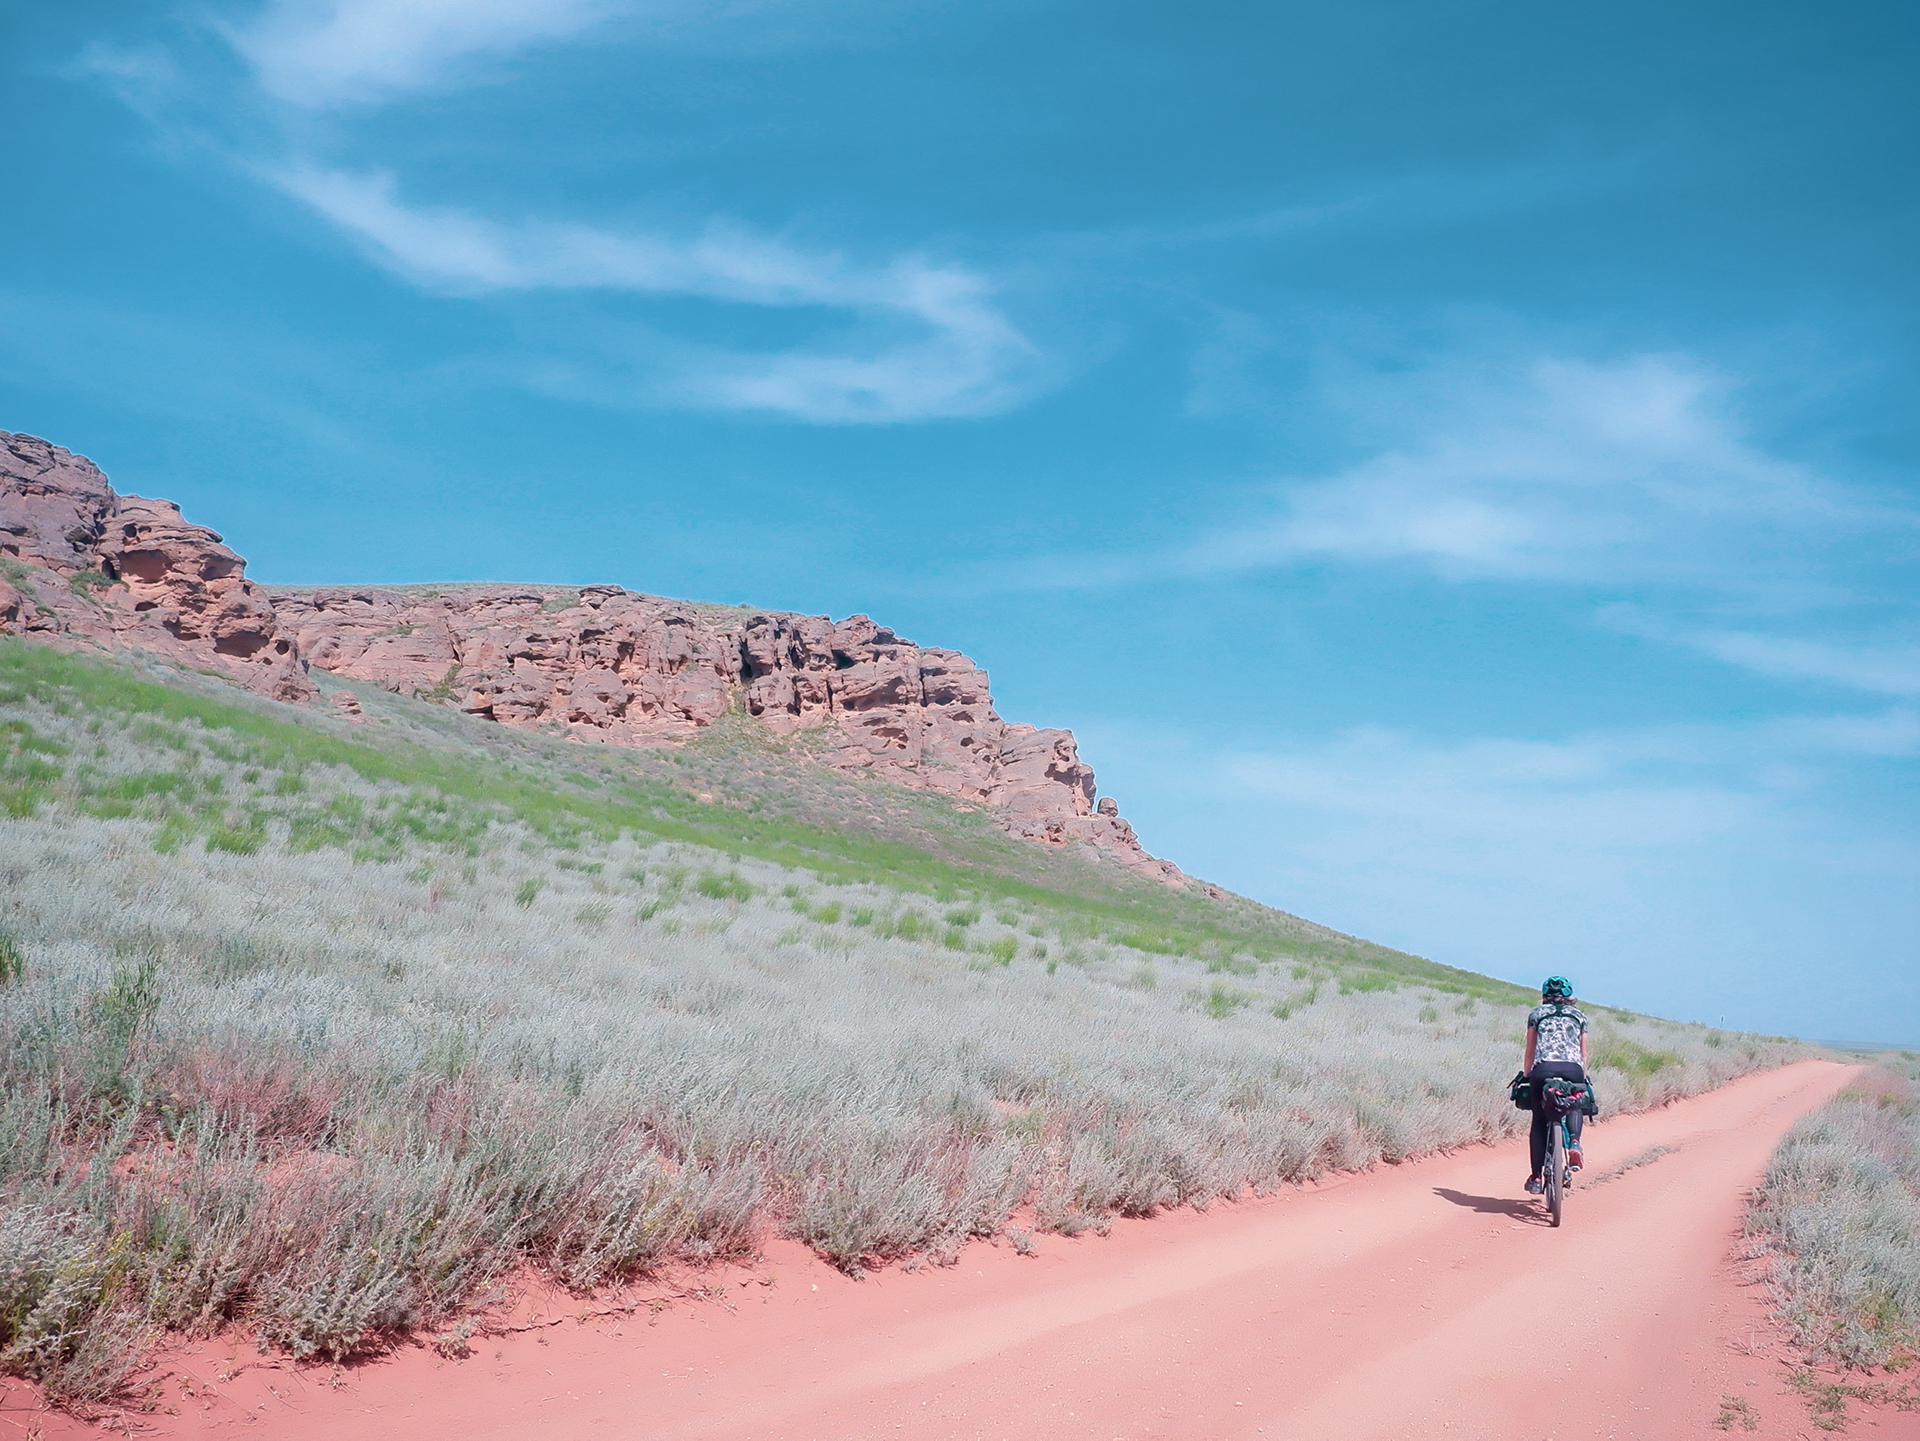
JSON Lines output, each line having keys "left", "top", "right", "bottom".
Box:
{"left": 1540, "top": 1075, "right": 1597, "bottom": 1119}
{"left": 1508, "top": 1072, "right": 1533, "bottom": 1111}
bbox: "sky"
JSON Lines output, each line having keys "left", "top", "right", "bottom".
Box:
{"left": 3, "top": 0, "right": 1916, "bottom": 1043}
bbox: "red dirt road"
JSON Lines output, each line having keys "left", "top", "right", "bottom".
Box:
{"left": 10, "top": 1060, "right": 1889, "bottom": 1441}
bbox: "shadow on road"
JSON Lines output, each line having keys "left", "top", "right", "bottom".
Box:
{"left": 1431, "top": 1187, "right": 1550, "bottom": 1223}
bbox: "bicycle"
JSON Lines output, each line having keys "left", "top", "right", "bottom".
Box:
{"left": 1537, "top": 1075, "right": 1595, "bottom": 1227}
{"left": 1513, "top": 1070, "right": 1587, "bottom": 1227}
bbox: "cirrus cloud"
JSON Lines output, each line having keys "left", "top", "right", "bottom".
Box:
{"left": 224, "top": 0, "right": 632, "bottom": 107}
{"left": 276, "top": 167, "right": 1041, "bottom": 421}
{"left": 1190, "top": 352, "right": 1903, "bottom": 590}
{"left": 78, "top": 2, "right": 1052, "bottom": 425}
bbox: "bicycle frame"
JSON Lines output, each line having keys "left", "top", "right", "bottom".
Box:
{"left": 1544, "top": 1114, "right": 1573, "bottom": 1227}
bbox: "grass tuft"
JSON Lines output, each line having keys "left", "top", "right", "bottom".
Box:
{"left": 696, "top": 870, "right": 755, "bottom": 902}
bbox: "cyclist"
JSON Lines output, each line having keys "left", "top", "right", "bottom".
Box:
{"left": 1521, "top": 975, "right": 1588, "bottom": 1195}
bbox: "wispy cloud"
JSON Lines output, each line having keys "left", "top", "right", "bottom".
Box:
{"left": 76, "top": 0, "right": 1052, "bottom": 427}
{"left": 72, "top": 6, "right": 1052, "bottom": 424}
{"left": 971, "top": 344, "right": 1915, "bottom": 598}
{"left": 1687, "top": 632, "right": 1920, "bottom": 697}
{"left": 1205, "top": 708, "right": 1920, "bottom": 877}
{"left": 223, "top": 0, "right": 631, "bottom": 107}
{"left": 1602, "top": 605, "right": 1920, "bottom": 697}
{"left": 1079, "top": 705, "right": 1920, "bottom": 1032}
{"left": 1188, "top": 352, "right": 1901, "bottom": 589}
{"left": 221, "top": 0, "right": 900, "bottom": 107}
{"left": 276, "top": 168, "right": 1039, "bottom": 421}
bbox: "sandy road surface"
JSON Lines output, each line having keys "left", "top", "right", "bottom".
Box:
{"left": 8, "top": 1060, "right": 1883, "bottom": 1441}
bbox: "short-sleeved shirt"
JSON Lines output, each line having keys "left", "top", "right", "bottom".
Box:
{"left": 1528, "top": 1002, "right": 1588, "bottom": 1065}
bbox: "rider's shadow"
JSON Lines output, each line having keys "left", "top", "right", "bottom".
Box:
{"left": 1431, "top": 1188, "right": 1551, "bottom": 1224}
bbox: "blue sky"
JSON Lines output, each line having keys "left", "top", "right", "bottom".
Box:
{"left": 4, "top": 0, "right": 1916, "bottom": 1042}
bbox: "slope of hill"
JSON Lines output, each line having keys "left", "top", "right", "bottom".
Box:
{"left": 0, "top": 637, "right": 1806, "bottom": 1403}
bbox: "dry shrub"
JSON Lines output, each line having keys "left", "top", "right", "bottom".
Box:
{"left": 0, "top": 1203, "right": 151, "bottom": 1402}
{"left": 789, "top": 1127, "right": 1031, "bottom": 1274}
{"left": 1747, "top": 1067, "right": 1920, "bottom": 1369}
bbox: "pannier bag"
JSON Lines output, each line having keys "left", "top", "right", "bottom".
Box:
{"left": 1508, "top": 1073, "right": 1533, "bottom": 1111}
{"left": 1541, "top": 1075, "right": 1599, "bottom": 1119}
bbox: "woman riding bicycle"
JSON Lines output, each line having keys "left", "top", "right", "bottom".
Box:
{"left": 1521, "top": 975, "right": 1588, "bottom": 1195}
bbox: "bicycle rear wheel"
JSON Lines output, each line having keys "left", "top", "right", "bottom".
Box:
{"left": 1546, "top": 1122, "right": 1564, "bottom": 1227}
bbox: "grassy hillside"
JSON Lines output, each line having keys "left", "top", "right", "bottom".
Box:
{"left": 0, "top": 638, "right": 1806, "bottom": 1399}
{"left": 0, "top": 637, "right": 1538, "bottom": 995}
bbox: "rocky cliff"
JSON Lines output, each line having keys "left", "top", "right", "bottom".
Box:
{"left": 0, "top": 432, "right": 311, "bottom": 701}
{"left": 274, "top": 585, "right": 1182, "bottom": 881}
{"left": 0, "top": 432, "right": 1182, "bottom": 884}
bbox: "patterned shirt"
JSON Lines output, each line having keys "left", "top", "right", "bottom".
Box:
{"left": 1528, "top": 1002, "right": 1588, "bottom": 1065}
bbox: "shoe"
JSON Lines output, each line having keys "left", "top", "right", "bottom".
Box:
{"left": 1524, "top": 1176, "right": 1544, "bottom": 1194}
{"left": 1568, "top": 1148, "right": 1583, "bottom": 1171}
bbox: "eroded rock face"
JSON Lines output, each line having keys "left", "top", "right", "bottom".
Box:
{"left": 276, "top": 585, "right": 1185, "bottom": 884}
{"left": 0, "top": 432, "right": 313, "bottom": 701}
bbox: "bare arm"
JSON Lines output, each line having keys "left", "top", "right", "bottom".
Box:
{"left": 1522, "top": 1027, "right": 1536, "bottom": 1071}
{"left": 1581, "top": 1031, "right": 1588, "bottom": 1065}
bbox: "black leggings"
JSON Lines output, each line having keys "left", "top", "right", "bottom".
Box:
{"left": 1529, "top": 1061, "right": 1587, "bottom": 1177}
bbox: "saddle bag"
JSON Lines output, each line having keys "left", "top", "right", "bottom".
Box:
{"left": 1541, "top": 1075, "right": 1597, "bottom": 1119}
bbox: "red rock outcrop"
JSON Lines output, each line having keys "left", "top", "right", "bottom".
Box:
{"left": 275, "top": 585, "right": 1185, "bottom": 883}
{"left": 0, "top": 432, "right": 313, "bottom": 701}
{"left": 0, "top": 430, "right": 1180, "bottom": 883}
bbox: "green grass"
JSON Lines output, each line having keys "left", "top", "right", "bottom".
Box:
{"left": 1590, "top": 1037, "right": 1685, "bottom": 1079}
{"left": 1339, "top": 972, "right": 1399, "bottom": 995}
{"left": 982, "top": 935, "right": 1019, "bottom": 965}
{"left": 66, "top": 570, "right": 114, "bottom": 596}
{"left": 695, "top": 870, "right": 755, "bottom": 902}
{"left": 1201, "top": 981, "right": 1254, "bottom": 1018}
{"left": 206, "top": 822, "right": 266, "bottom": 856}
